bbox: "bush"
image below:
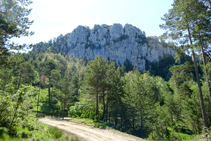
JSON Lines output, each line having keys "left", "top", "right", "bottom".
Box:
{"left": 36, "top": 113, "right": 45, "bottom": 118}
{"left": 48, "top": 127, "right": 63, "bottom": 139}
{"left": 69, "top": 99, "right": 102, "bottom": 120}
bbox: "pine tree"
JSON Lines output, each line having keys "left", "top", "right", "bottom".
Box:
{"left": 58, "top": 70, "right": 75, "bottom": 119}
{"left": 0, "top": 0, "right": 34, "bottom": 68}
{"left": 190, "top": 1, "right": 211, "bottom": 104}
{"left": 160, "top": 0, "right": 208, "bottom": 129}
{"left": 44, "top": 60, "right": 56, "bottom": 107}
{"left": 83, "top": 56, "right": 107, "bottom": 119}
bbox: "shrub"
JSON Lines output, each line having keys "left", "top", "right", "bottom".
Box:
{"left": 48, "top": 127, "right": 63, "bottom": 139}
{"left": 36, "top": 113, "right": 45, "bottom": 118}
{"left": 69, "top": 99, "right": 102, "bottom": 120}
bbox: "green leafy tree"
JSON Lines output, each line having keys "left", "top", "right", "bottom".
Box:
{"left": 186, "top": 0, "right": 211, "bottom": 105}
{"left": 83, "top": 56, "right": 106, "bottom": 119}
{"left": 11, "top": 62, "right": 35, "bottom": 89}
{"left": 43, "top": 60, "right": 56, "bottom": 107}
{"left": 160, "top": 0, "right": 208, "bottom": 128}
{"left": 108, "top": 67, "right": 124, "bottom": 127}
{"left": 58, "top": 70, "right": 75, "bottom": 119}
{"left": 51, "top": 69, "right": 61, "bottom": 89}
{"left": 100, "top": 61, "right": 116, "bottom": 121}
{"left": 82, "top": 56, "right": 117, "bottom": 120}
{"left": 0, "top": 0, "right": 34, "bottom": 68}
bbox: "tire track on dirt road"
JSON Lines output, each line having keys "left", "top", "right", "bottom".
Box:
{"left": 39, "top": 118, "right": 145, "bottom": 141}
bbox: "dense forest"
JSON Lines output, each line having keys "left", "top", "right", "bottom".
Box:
{"left": 18, "top": 50, "right": 211, "bottom": 140}
{"left": 1, "top": 0, "right": 211, "bottom": 141}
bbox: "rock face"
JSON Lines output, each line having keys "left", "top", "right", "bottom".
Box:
{"left": 46, "top": 24, "right": 176, "bottom": 71}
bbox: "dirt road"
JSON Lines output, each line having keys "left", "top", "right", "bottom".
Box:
{"left": 39, "top": 118, "right": 145, "bottom": 141}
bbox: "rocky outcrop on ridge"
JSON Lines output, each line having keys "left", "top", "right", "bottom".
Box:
{"left": 35, "top": 23, "right": 176, "bottom": 71}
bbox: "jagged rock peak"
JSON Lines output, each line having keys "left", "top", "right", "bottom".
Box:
{"left": 35, "top": 23, "right": 176, "bottom": 71}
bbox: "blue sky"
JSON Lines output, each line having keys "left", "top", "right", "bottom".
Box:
{"left": 13, "top": 0, "right": 173, "bottom": 45}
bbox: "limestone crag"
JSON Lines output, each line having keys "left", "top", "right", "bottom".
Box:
{"left": 54, "top": 24, "right": 176, "bottom": 71}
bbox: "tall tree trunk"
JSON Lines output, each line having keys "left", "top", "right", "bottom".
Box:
{"left": 102, "top": 87, "right": 105, "bottom": 120}
{"left": 133, "top": 117, "right": 135, "bottom": 132}
{"left": 63, "top": 93, "right": 67, "bottom": 120}
{"left": 125, "top": 120, "right": 127, "bottom": 132}
{"left": 192, "top": 50, "right": 208, "bottom": 128}
{"left": 187, "top": 25, "right": 208, "bottom": 128}
{"left": 140, "top": 109, "right": 143, "bottom": 137}
{"left": 108, "top": 106, "right": 110, "bottom": 123}
{"left": 120, "top": 113, "right": 122, "bottom": 128}
{"left": 48, "top": 79, "right": 51, "bottom": 107}
{"left": 115, "top": 103, "right": 118, "bottom": 128}
{"left": 201, "top": 45, "right": 211, "bottom": 103}
{"left": 37, "top": 75, "right": 41, "bottom": 113}
{"left": 106, "top": 92, "right": 110, "bottom": 121}
{"left": 96, "top": 86, "right": 99, "bottom": 119}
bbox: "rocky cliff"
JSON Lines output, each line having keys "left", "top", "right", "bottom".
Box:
{"left": 35, "top": 23, "right": 176, "bottom": 71}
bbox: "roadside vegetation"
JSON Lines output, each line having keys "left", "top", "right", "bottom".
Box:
{"left": 67, "top": 118, "right": 112, "bottom": 129}
{"left": 0, "top": 121, "right": 72, "bottom": 141}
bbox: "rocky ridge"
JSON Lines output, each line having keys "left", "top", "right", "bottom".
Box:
{"left": 36, "top": 23, "right": 176, "bottom": 71}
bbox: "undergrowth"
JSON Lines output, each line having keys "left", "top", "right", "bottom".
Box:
{"left": 68, "top": 118, "right": 113, "bottom": 129}
{"left": 0, "top": 118, "right": 78, "bottom": 141}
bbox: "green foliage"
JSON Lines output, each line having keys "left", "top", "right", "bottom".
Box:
{"left": 33, "top": 34, "right": 69, "bottom": 54}
{"left": 0, "top": 1, "right": 81, "bottom": 140}
{"left": 136, "top": 35, "right": 147, "bottom": 45}
{"left": 48, "top": 127, "right": 63, "bottom": 139}
{"left": 123, "top": 59, "right": 134, "bottom": 72}
{"left": 0, "top": 0, "right": 34, "bottom": 68}
{"left": 85, "top": 42, "right": 95, "bottom": 49}
{"left": 0, "top": 82, "right": 70, "bottom": 140}
{"left": 68, "top": 118, "right": 112, "bottom": 129}
{"left": 4, "top": 47, "right": 211, "bottom": 141}
{"left": 69, "top": 99, "right": 100, "bottom": 119}
{"left": 160, "top": 1, "right": 211, "bottom": 138}
{"left": 113, "top": 34, "right": 129, "bottom": 43}
{"left": 0, "top": 122, "right": 71, "bottom": 141}
{"left": 22, "top": 52, "right": 86, "bottom": 116}
{"left": 2, "top": 25, "right": 211, "bottom": 141}
{"left": 145, "top": 55, "right": 193, "bottom": 81}
{"left": 82, "top": 55, "right": 119, "bottom": 121}
{"left": 35, "top": 113, "right": 45, "bottom": 118}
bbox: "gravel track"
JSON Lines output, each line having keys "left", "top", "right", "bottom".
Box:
{"left": 39, "top": 118, "right": 145, "bottom": 141}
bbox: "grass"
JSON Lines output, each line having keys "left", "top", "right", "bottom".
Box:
{"left": 48, "top": 127, "right": 63, "bottom": 139}
{"left": 67, "top": 118, "right": 113, "bottom": 129}
{"left": 31, "top": 88, "right": 63, "bottom": 117}
{"left": 173, "top": 132, "right": 193, "bottom": 141}
{"left": 166, "top": 127, "right": 210, "bottom": 141}
{"left": 0, "top": 121, "right": 78, "bottom": 141}
{"left": 31, "top": 88, "right": 48, "bottom": 112}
